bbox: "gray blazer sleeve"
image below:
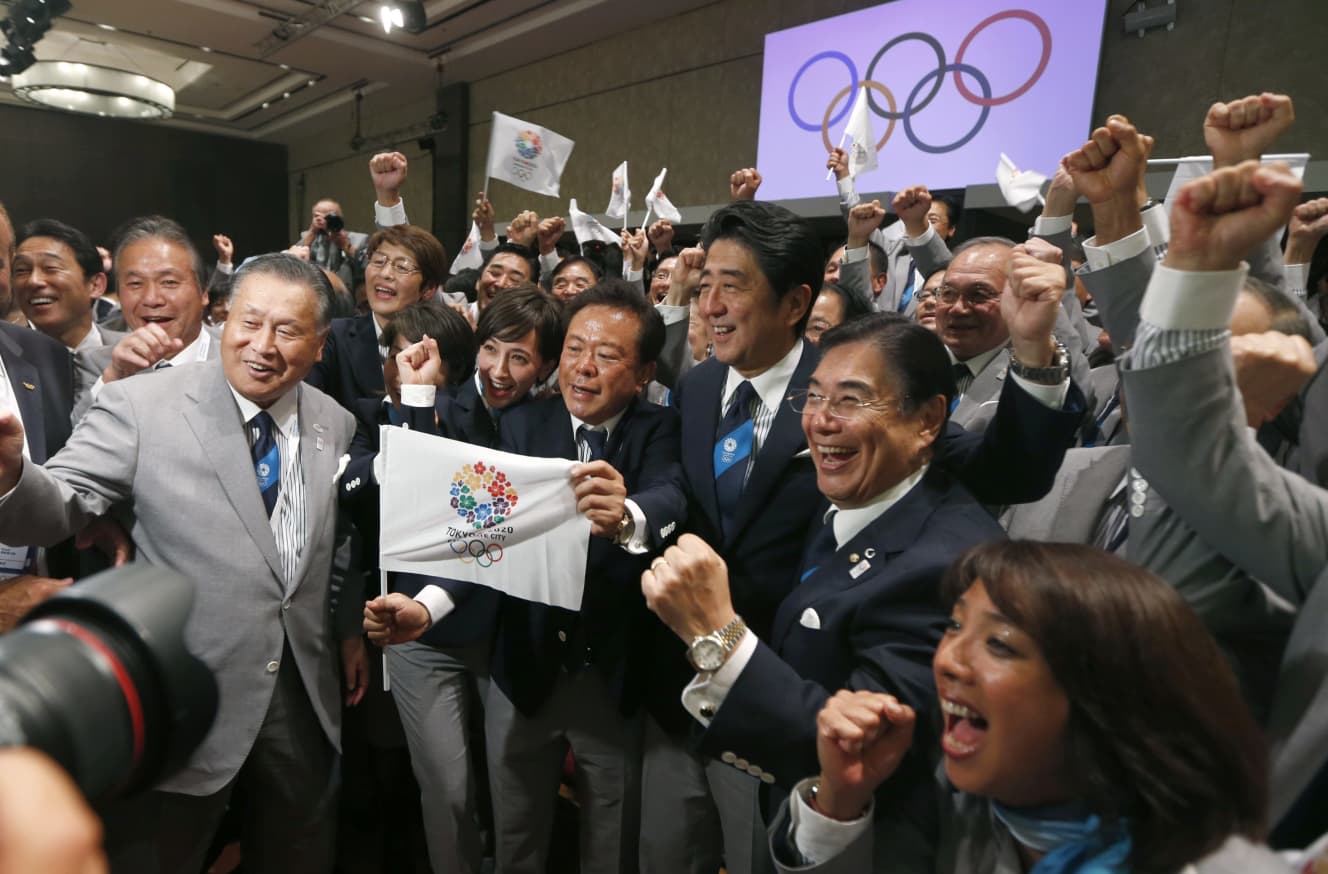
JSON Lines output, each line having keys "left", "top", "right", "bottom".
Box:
{"left": 652, "top": 306, "right": 693, "bottom": 391}
{"left": 1077, "top": 247, "right": 1158, "bottom": 353}
{"left": 838, "top": 256, "right": 875, "bottom": 310}
{"left": 905, "top": 230, "right": 952, "bottom": 279}
{"left": 1122, "top": 343, "right": 1328, "bottom": 603}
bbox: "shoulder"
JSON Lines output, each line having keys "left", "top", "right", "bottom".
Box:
{"left": 0, "top": 320, "right": 65, "bottom": 362}
{"left": 918, "top": 470, "right": 1006, "bottom": 541}
{"left": 676, "top": 356, "right": 727, "bottom": 404}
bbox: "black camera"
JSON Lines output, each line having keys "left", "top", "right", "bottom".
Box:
{"left": 0, "top": 565, "right": 217, "bottom": 799}
{"left": 324, "top": 212, "right": 345, "bottom": 234}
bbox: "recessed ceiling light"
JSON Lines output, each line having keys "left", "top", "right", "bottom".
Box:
{"left": 96, "top": 23, "right": 116, "bottom": 31}
{"left": 359, "top": 15, "right": 374, "bottom": 23}
{"left": 282, "top": 91, "right": 290, "bottom": 99}
{"left": 200, "top": 46, "right": 212, "bottom": 52}
{"left": 261, "top": 101, "right": 270, "bottom": 109}
{"left": 279, "top": 64, "right": 290, "bottom": 70}
{"left": 307, "top": 79, "right": 316, "bottom": 87}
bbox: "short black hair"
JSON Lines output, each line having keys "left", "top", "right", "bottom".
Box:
{"left": 931, "top": 191, "right": 963, "bottom": 232}
{"left": 818, "top": 282, "right": 874, "bottom": 325}
{"left": 551, "top": 254, "right": 604, "bottom": 282}
{"left": 381, "top": 301, "right": 476, "bottom": 386}
{"left": 700, "top": 200, "right": 822, "bottom": 334}
{"left": 476, "top": 283, "right": 564, "bottom": 365}
{"left": 562, "top": 278, "right": 665, "bottom": 365}
{"left": 17, "top": 218, "right": 103, "bottom": 280}
{"left": 819, "top": 311, "right": 956, "bottom": 428}
{"left": 111, "top": 215, "right": 206, "bottom": 292}
{"left": 230, "top": 253, "right": 332, "bottom": 329}
{"left": 483, "top": 242, "right": 539, "bottom": 283}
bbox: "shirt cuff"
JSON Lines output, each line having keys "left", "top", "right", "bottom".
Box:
{"left": 374, "top": 198, "right": 408, "bottom": 228}
{"left": 788, "top": 777, "right": 874, "bottom": 865}
{"left": 841, "top": 245, "right": 870, "bottom": 264}
{"left": 478, "top": 236, "right": 498, "bottom": 252}
{"left": 414, "top": 584, "right": 456, "bottom": 627}
{"left": 399, "top": 384, "right": 437, "bottom": 408}
{"left": 680, "top": 630, "right": 757, "bottom": 727}
{"left": 1139, "top": 262, "right": 1248, "bottom": 331}
{"left": 1008, "top": 374, "right": 1070, "bottom": 409}
{"left": 904, "top": 224, "right": 936, "bottom": 247}
{"left": 539, "top": 250, "right": 560, "bottom": 278}
{"left": 616, "top": 498, "right": 649, "bottom": 554}
{"left": 216, "top": 261, "right": 234, "bottom": 275}
{"left": 1142, "top": 203, "right": 1170, "bottom": 251}
{"left": 655, "top": 303, "right": 689, "bottom": 326}
{"left": 1284, "top": 262, "right": 1309, "bottom": 299}
{"left": 90, "top": 375, "right": 106, "bottom": 400}
{"left": 1033, "top": 214, "right": 1073, "bottom": 236}
{"left": 623, "top": 265, "right": 644, "bottom": 282}
{"left": 1082, "top": 227, "right": 1150, "bottom": 271}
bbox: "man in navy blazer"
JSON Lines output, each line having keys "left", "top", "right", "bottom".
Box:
{"left": 640, "top": 201, "right": 1085, "bottom": 874}
{"left": 366, "top": 280, "right": 687, "bottom": 874}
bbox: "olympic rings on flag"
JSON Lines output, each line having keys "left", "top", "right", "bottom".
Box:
{"left": 449, "top": 539, "right": 505, "bottom": 568}
{"left": 787, "top": 10, "right": 1052, "bottom": 156}
{"left": 820, "top": 81, "right": 896, "bottom": 153}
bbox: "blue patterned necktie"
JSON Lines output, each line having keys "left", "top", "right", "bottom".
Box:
{"left": 715, "top": 380, "right": 758, "bottom": 537}
{"left": 578, "top": 425, "right": 607, "bottom": 462}
{"left": 249, "top": 411, "right": 280, "bottom": 517}
{"left": 896, "top": 256, "right": 917, "bottom": 313}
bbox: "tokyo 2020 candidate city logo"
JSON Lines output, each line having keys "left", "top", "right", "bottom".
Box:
{"left": 787, "top": 9, "right": 1051, "bottom": 156}
{"left": 450, "top": 461, "right": 519, "bottom": 530}
{"left": 514, "top": 130, "right": 543, "bottom": 160}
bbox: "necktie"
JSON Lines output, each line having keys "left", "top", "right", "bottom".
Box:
{"left": 714, "top": 381, "right": 758, "bottom": 537}
{"left": 250, "top": 411, "right": 281, "bottom": 517}
{"left": 578, "top": 425, "right": 607, "bottom": 462}
{"left": 1091, "top": 478, "right": 1129, "bottom": 553}
{"left": 154, "top": 359, "right": 172, "bottom": 370}
{"left": 896, "top": 257, "right": 917, "bottom": 313}
{"left": 1081, "top": 388, "right": 1121, "bottom": 448}
{"left": 799, "top": 510, "right": 838, "bottom": 583}
{"left": 951, "top": 362, "right": 971, "bottom": 413}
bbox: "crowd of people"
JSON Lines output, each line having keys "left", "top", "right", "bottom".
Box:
{"left": 0, "top": 86, "right": 1327, "bottom": 874}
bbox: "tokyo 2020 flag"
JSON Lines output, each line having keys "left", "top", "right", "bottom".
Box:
{"left": 377, "top": 428, "right": 591, "bottom": 610}
{"left": 485, "top": 111, "right": 576, "bottom": 198}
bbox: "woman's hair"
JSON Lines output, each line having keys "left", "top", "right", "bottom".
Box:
{"left": 942, "top": 541, "right": 1268, "bottom": 873}
{"left": 381, "top": 300, "right": 475, "bottom": 386}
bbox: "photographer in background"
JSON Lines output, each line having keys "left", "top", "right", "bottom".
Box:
{"left": 297, "top": 198, "right": 369, "bottom": 293}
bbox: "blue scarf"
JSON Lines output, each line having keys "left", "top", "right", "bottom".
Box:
{"left": 991, "top": 801, "right": 1133, "bottom": 874}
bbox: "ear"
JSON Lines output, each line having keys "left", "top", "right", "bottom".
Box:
{"left": 915, "top": 395, "right": 947, "bottom": 449}
{"left": 871, "top": 270, "right": 888, "bottom": 294}
{"left": 637, "top": 360, "right": 657, "bottom": 388}
{"left": 421, "top": 285, "right": 438, "bottom": 301}
{"left": 783, "top": 283, "right": 813, "bottom": 329}
{"left": 88, "top": 272, "right": 108, "bottom": 300}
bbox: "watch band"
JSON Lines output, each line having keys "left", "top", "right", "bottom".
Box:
{"left": 1008, "top": 340, "right": 1070, "bottom": 385}
{"left": 714, "top": 615, "right": 747, "bottom": 651}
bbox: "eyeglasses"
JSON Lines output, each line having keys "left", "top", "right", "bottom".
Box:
{"left": 786, "top": 390, "right": 905, "bottom": 420}
{"left": 367, "top": 255, "right": 421, "bottom": 277}
{"left": 914, "top": 288, "right": 939, "bottom": 304}
{"left": 937, "top": 286, "right": 1001, "bottom": 308}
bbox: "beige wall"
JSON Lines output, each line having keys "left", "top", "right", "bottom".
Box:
{"left": 289, "top": 0, "right": 1328, "bottom": 246}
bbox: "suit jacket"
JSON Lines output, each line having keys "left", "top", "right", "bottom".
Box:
{"left": 650, "top": 345, "right": 1087, "bottom": 734}
{"left": 839, "top": 231, "right": 953, "bottom": 316}
{"left": 493, "top": 394, "right": 688, "bottom": 717}
{"left": 306, "top": 313, "right": 384, "bottom": 413}
{"left": 700, "top": 467, "right": 1005, "bottom": 792}
{"left": 1000, "top": 445, "right": 1131, "bottom": 546}
{"left": 0, "top": 360, "right": 357, "bottom": 796}
{"left": 0, "top": 320, "right": 72, "bottom": 464}
{"left": 76, "top": 325, "right": 222, "bottom": 423}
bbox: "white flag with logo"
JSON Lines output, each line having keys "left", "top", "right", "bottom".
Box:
{"left": 450, "top": 221, "right": 484, "bottom": 272}
{"left": 378, "top": 428, "right": 590, "bottom": 610}
{"left": 645, "top": 168, "right": 683, "bottom": 223}
{"left": 995, "top": 154, "right": 1046, "bottom": 213}
{"left": 568, "top": 198, "right": 622, "bottom": 248}
{"left": 606, "top": 161, "right": 631, "bottom": 220}
{"left": 485, "top": 111, "right": 576, "bottom": 198}
{"left": 842, "top": 85, "right": 878, "bottom": 179}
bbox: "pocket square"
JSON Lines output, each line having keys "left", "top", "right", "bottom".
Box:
{"left": 799, "top": 608, "right": 821, "bottom": 630}
{"left": 333, "top": 453, "right": 352, "bottom": 484}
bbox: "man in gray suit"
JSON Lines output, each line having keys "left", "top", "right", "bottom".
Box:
{"left": 12, "top": 218, "right": 126, "bottom": 422}
{"left": 0, "top": 253, "right": 366, "bottom": 874}
{"left": 77, "top": 216, "right": 218, "bottom": 422}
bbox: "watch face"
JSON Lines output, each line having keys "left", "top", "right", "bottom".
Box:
{"left": 689, "top": 637, "right": 724, "bottom": 672}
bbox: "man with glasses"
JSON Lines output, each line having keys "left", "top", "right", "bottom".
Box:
{"left": 306, "top": 224, "right": 448, "bottom": 412}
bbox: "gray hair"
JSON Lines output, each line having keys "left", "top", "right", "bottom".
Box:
{"left": 112, "top": 216, "right": 207, "bottom": 292}
{"left": 230, "top": 253, "right": 332, "bottom": 330}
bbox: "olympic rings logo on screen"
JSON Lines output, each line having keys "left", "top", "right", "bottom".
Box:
{"left": 786, "top": 10, "right": 1051, "bottom": 156}
{"left": 450, "top": 539, "right": 506, "bottom": 568}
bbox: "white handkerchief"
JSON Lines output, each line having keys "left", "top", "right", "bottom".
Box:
{"left": 799, "top": 608, "right": 821, "bottom": 630}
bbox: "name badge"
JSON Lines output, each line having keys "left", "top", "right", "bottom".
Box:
{"left": 0, "top": 542, "right": 36, "bottom": 580}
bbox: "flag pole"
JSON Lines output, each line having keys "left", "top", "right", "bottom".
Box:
{"left": 825, "top": 130, "right": 850, "bottom": 182}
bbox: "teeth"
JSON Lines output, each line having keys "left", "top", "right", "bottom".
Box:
{"left": 940, "top": 700, "right": 981, "bottom": 720}
{"left": 817, "top": 445, "right": 853, "bottom": 456}
{"left": 30, "top": 297, "right": 55, "bottom": 305}
{"left": 713, "top": 326, "right": 733, "bottom": 335}
{"left": 945, "top": 736, "right": 977, "bottom": 754}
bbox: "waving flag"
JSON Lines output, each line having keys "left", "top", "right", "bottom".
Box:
{"left": 450, "top": 221, "right": 484, "bottom": 272}
{"left": 569, "top": 198, "right": 622, "bottom": 248}
{"left": 606, "top": 161, "right": 631, "bottom": 220}
{"left": 842, "top": 85, "right": 879, "bottom": 180}
{"left": 645, "top": 167, "right": 683, "bottom": 223}
{"left": 485, "top": 111, "right": 576, "bottom": 197}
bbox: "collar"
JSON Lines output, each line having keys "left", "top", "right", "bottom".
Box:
{"left": 472, "top": 370, "right": 492, "bottom": 412}
{"left": 72, "top": 321, "right": 102, "bottom": 353}
{"left": 721, "top": 339, "right": 806, "bottom": 414}
{"left": 168, "top": 326, "right": 210, "bottom": 366}
{"left": 829, "top": 463, "right": 929, "bottom": 549}
{"left": 229, "top": 382, "right": 300, "bottom": 438}
{"left": 372, "top": 313, "right": 388, "bottom": 359}
{"left": 947, "top": 343, "right": 1004, "bottom": 378}
{"left": 569, "top": 404, "right": 627, "bottom": 442}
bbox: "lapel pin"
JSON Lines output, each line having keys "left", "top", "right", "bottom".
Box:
{"left": 21, "top": 381, "right": 35, "bottom": 391}
{"left": 315, "top": 436, "right": 325, "bottom": 451}
{"left": 848, "top": 553, "right": 860, "bottom": 564}
{"left": 850, "top": 559, "right": 871, "bottom": 579}
{"left": 864, "top": 548, "right": 876, "bottom": 559}
{"left": 312, "top": 423, "right": 326, "bottom": 433}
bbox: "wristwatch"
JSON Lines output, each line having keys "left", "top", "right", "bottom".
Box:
{"left": 688, "top": 615, "right": 747, "bottom": 672}
{"left": 1008, "top": 340, "right": 1070, "bottom": 386}
{"left": 613, "top": 510, "right": 634, "bottom": 545}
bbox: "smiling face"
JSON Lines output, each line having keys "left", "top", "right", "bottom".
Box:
{"left": 476, "top": 253, "right": 533, "bottom": 310}
{"left": 118, "top": 237, "right": 207, "bottom": 347}
{"left": 222, "top": 273, "right": 326, "bottom": 408}
{"left": 936, "top": 244, "right": 1010, "bottom": 361}
{"left": 649, "top": 256, "right": 677, "bottom": 303}
{"left": 802, "top": 340, "right": 942, "bottom": 508}
{"left": 915, "top": 269, "right": 945, "bottom": 332}
{"left": 551, "top": 260, "right": 597, "bottom": 303}
{"left": 933, "top": 580, "right": 1072, "bottom": 807}
{"left": 700, "top": 238, "right": 808, "bottom": 378}
{"left": 13, "top": 236, "right": 103, "bottom": 347}
{"left": 805, "top": 290, "right": 847, "bottom": 345}
{"left": 365, "top": 240, "right": 432, "bottom": 321}
{"left": 559, "top": 305, "right": 652, "bottom": 426}
{"left": 476, "top": 328, "right": 553, "bottom": 410}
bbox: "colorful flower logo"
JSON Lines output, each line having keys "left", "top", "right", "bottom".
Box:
{"left": 514, "top": 130, "right": 543, "bottom": 160}
{"left": 450, "top": 461, "right": 519, "bottom": 530}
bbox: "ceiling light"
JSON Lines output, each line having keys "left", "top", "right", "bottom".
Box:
{"left": 11, "top": 61, "right": 175, "bottom": 118}
{"left": 96, "top": 23, "right": 116, "bottom": 31}
{"left": 379, "top": 4, "right": 403, "bottom": 33}
{"left": 200, "top": 45, "right": 211, "bottom": 52}
{"left": 279, "top": 63, "right": 290, "bottom": 70}
{"left": 377, "top": 2, "right": 425, "bottom": 34}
